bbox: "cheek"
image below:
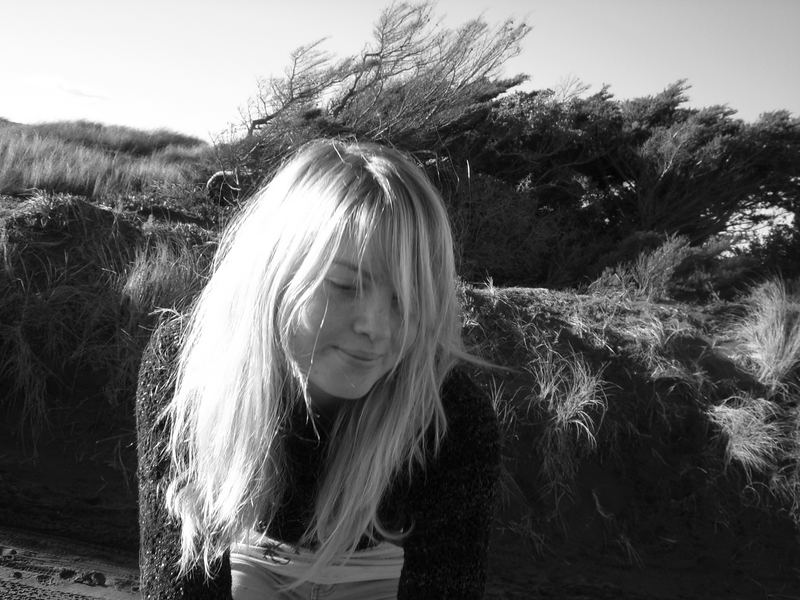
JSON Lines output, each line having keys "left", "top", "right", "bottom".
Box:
{"left": 298, "top": 287, "right": 341, "bottom": 331}
{"left": 289, "top": 295, "right": 328, "bottom": 361}
{"left": 293, "top": 291, "right": 349, "bottom": 353}
{"left": 288, "top": 326, "right": 315, "bottom": 366}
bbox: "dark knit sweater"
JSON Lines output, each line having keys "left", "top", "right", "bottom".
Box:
{"left": 136, "top": 319, "right": 500, "bottom": 599}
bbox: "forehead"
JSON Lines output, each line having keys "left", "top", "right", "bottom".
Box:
{"left": 330, "top": 238, "right": 387, "bottom": 279}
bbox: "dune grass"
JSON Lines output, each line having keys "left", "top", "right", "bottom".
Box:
{"left": 1, "top": 196, "right": 134, "bottom": 449}
{"left": 0, "top": 122, "right": 211, "bottom": 199}
{"left": 0, "top": 263, "right": 123, "bottom": 450}
{"left": 121, "top": 232, "right": 214, "bottom": 323}
{"left": 0, "top": 193, "right": 225, "bottom": 452}
{"left": 1, "top": 117, "right": 798, "bottom": 582}
{"left": 730, "top": 278, "right": 800, "bottom": 393}
{"left": 2, "top": 186, "right": 800, "bottom": 563}
{"left": 524, "top": 344, "right": 607, "bottom": 508}
{"left": 708, "top": 390, "right": 800, "bottom": 522}
{"left": 24, "top": 120, "right": 206, "bottom": 157}
{"left": 708, "top": 394, "right": 785, "bottom": 478}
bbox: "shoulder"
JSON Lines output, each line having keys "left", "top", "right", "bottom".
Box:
{"left": 135, "top": 313, "right": 187, "bottom": 466}
{"left": 136, "top": 314, "right": 186, "bottom": 413}
{"left": 139, "top": 313, "right": 186, "bottom": 379}
{"left": 425, "top": 365, "right": 500, "bottom": 477}
{"left": 440, "top": 366, "right": 494, "bottom": 421}
{"left": 396, "top": 365, "right": 500, "bottom": 596}
{"left": 439, "top": 365, "right": 500, "bottom": 456}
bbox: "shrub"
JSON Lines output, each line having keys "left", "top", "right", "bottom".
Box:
{"left": 589, "top": 234, "right": 691, "bottom": 301}
{"left": 588, "top": 233, "right": 761, "bottom": 302}
{"left": 439, "top": 171, "right": 541, "bottom": 283}
{"left": 669, "top": 246, "right": 762, "bottom": 302}
{"left": 749, "top": 223, "right": 800, "bottom": 281}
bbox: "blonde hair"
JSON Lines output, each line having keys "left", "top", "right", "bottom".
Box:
{"left": 163, "top": 139, "right": 466, "bottom": 583}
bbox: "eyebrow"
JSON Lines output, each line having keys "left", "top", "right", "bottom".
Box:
{"left": 331, "top": 259, "right": 374, "bottom": 281}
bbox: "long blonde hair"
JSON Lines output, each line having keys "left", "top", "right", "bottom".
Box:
{"left": 163, "top": 139, "right": 465, "bottom": 582}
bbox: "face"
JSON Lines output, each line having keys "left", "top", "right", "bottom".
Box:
{"left": 289, "top": 241, "right": 417, "bottom": 409}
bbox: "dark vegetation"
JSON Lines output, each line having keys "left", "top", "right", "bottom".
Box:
{"left": 1, "top": 2, "right": 799, "bottom": 596}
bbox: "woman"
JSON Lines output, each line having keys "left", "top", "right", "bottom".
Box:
{"left": 136, "top": 139, "right": 500, "bottom": 599}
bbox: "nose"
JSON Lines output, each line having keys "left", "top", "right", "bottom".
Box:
{"left": 352, "top": 287, "right": 396, "bottom": 342}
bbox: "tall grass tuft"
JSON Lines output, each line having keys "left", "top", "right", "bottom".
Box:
{"left": 708, "top": 394, "right": 784, "bottom": 479}
{"left": 120, "top": 233, "right": 212, "bottom": 321}
{"left": 708, "top": 390, "right": 800, "bottom": 525}
{"left": 525, "top": 344, "right": 607, "bottom": 507}
{"left": 730, "top": 278, "right": 800, "bottom": 393}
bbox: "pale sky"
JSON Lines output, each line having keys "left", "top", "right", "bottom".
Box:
{"left": 1, "top": 0, "right": 798, "bottom": 142}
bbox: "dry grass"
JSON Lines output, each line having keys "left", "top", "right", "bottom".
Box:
{"left": 564, "top": 294, "right": 621, "bottom": 352}
{"left": 0, "top": 264, "right": 122, "bottom": 450}
{"left": 1, "top": 195, "right": 132, "bottom": 449}
{"left": 568, "top": 293, "right": 699, "bottom": 392}
{"left": 431, "top": 272, "right": 800, "bottom": 543}
{"left": 0, "top": 125, "right": 207, "bottom": 198}
{"left": 708, "top": 394, "right": 784, "bottom": 478}
{"left": 707, "top": 389, "right": 800, "bottom": 523}
{"left": 623, "top": 308, "right": 705, "bottom": 393}
{"left": 120, "top": 234, "right": 212, "bottom": 321}
{"left": 24, "top": 120, "right": 206, "bottom": 156}
{"left": 616, "top": 532, "right": 644, "bottom": 567}
{"left": 487, "top": 376, "right": 519, "bottom": 442}
{"left": 524, "top": 343, "right": 608, "bottom": 507}
{"left": 0, "top": 317, "right": 50, "bottom": 447}
{"left": 0, "top": 193, "right": 220, "bottom": 452}
{"left": 729, "top": 278, "right": 800, "bottom": 392}
{"left": 1, "top": 172, "right": 799, "bottom": 560}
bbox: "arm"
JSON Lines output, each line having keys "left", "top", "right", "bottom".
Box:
{"left": 136, "top": 319, "right": 232, "bottom": 600}
{"left": 397, "top": 369, "right": 501, "bottom": 599}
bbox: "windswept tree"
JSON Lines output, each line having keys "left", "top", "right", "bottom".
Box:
{"left": 223, "top": 6, "right": 798, "bottom": 288}
{"left": 440, "top": 80, "right": 800, "bottom": 285}
{"left": 237, "top": 1, "right": 530, "bottom": 173}
{"left": 612, "top": 99, "right": 800, "bottom": 242}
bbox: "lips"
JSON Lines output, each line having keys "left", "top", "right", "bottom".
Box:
{"left": 337, "top": 348, "right": 383, "bottom": 363}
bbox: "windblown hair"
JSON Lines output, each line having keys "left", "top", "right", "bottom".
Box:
{"left": 163, "top": 139, "right": 466, "bottom": 583}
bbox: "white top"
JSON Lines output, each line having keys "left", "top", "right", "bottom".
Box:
{"left": 230, "top": 535, "right": 405, "bottom": 585}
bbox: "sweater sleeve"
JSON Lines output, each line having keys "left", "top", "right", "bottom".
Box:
{"left": 136, "top": 318, "right": 232, "bottom": 600}
{"left": 397, "top": 368, "right": 501, "bottom": 599}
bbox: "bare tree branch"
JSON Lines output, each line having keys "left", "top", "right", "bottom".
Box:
{"left": 244, "top": 1, "right": 530, "bottom": 142}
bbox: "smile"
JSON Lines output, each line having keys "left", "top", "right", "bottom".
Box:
{"left": 336, "top": 348, "right": 383, "bottom": 365}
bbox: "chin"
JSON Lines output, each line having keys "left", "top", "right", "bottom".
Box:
{"left": 331, "top": 383, "right": 376, "bottom": 400}
{"left": 307, "top": 377, "right": 379, "bottom": 404}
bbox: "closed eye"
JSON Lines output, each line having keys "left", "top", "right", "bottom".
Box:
{"left": 325, "top": 279, "right": 357, "bottom": 292}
